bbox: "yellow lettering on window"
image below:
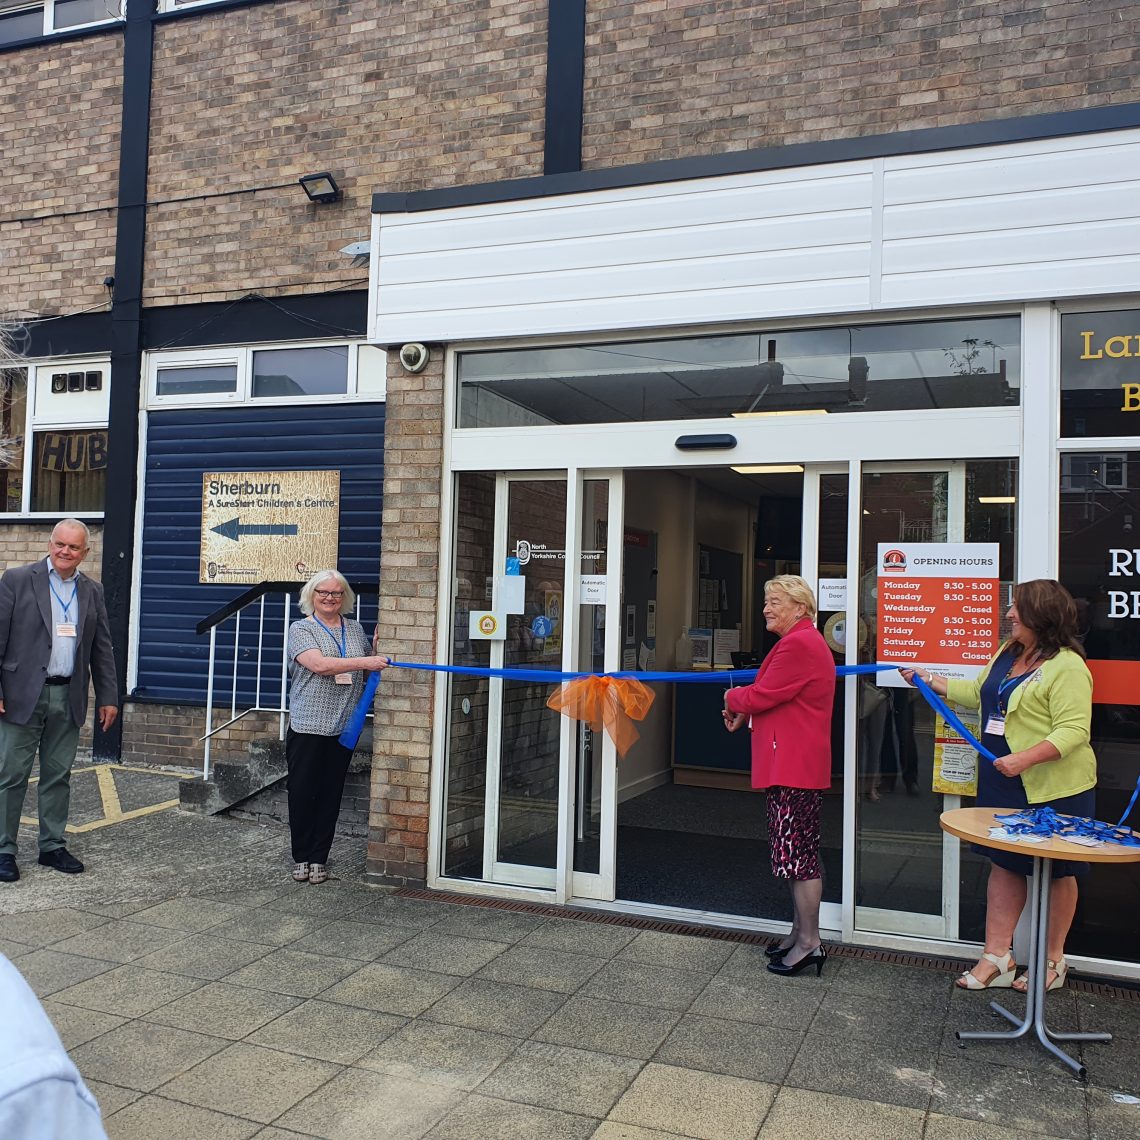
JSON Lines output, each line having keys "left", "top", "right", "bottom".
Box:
{"left": 1080, "top": 331, "right": 1103, "bottom": 360}
{"left": 1105, "top": 336, "right": 1134, "bottom": 359}
{"left": 1121, "top": 384, "right": 1140, "bottom": 412}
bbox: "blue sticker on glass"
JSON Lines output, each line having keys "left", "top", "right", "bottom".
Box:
{"left": 505, "top": 557, "right": 520, "bottom": 576}
{"left": 530, "top": 615, "right": 554, "bottom": 638}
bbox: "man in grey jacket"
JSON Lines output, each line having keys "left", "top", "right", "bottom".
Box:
{"left": 0, "top": 520, "right": 118, "bottom": 882}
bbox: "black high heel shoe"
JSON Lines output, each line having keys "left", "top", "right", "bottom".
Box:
{"left": 767, "top": 945, "right": 826, "bottom": 977}
{"left": 764, "top": 942, "right": 792, "bottom": 960}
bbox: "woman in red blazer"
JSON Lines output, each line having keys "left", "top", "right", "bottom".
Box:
{"left": 723, "top": 575, "right": 836, "bottom": 977}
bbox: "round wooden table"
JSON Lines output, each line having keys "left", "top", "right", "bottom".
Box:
{"left": 940, "top": 806, "right": 1140, "bottom": 1077}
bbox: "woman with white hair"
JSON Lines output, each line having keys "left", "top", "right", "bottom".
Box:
{"left": 722, "top": 575, "right": 836, "bottom": 976}
{"left": 286, "top": 570, "right": 389, "bottom": 884}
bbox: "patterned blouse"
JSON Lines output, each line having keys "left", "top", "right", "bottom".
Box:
{"left": 287, "top": 616, "right": 372, "bottom": 736}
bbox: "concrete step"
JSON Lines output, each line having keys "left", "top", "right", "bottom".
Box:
{"left": 179, "top": 738, "right": 287, "bottom": 815}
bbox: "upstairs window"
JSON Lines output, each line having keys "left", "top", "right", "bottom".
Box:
{"left": 0, "top": 0, "right": 122, "bottom": 45}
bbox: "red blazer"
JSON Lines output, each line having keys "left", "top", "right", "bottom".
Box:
{"left": 724, "top": 618, "right": 836, "bottom": 790}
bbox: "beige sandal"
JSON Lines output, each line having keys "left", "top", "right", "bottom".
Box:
{"left": 291, "top": 862, "right": 310, "bottom": 882}
{"left": 308, "top": 863, "right": 329, "bottom": 885}
{"left": 956, "top": 950, "right": 1016, "bottom": 990}
{"left": 1013, "top": 958, "right": 1068, "bottom": 993}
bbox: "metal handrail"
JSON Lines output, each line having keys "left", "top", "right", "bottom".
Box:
{"left": 197, "top": 581, "right": 379, "bottom": 779}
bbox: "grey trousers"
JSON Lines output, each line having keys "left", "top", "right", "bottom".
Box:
{"left": 0, "top": 685, "right": 81, "bottom": 855}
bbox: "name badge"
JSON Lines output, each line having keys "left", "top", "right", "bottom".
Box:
{"left": 334, "top": 672, "right": 352, "bottom": 685}
{"left": 56, "top": 622, "right": 77, "bottom": 638}
{"left": 985, "top": 715, "right": 1006, "bottom": 737}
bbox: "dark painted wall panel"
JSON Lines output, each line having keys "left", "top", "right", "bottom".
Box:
{"left": 135, "top": 403, "right": 384, "bottom": 705}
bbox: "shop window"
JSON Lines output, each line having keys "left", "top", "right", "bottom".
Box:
{"left": 1060, "top": 308, "right": 1140, "bottom": 438}
{"left": 457, "top": 316, "right": 1021, "bottom": 428}
{"left": 1058, "top": 448, "right": 1140, "bottom": 964}
{"left": 251, "top": 346, "right": 349, "bottom": 398}
{"left": 0, "top": 369, "right": 27, "bottom": 513}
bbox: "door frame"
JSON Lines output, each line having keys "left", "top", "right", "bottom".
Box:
{"left": 846, "top": 460, "right": 969, "bottom": 943}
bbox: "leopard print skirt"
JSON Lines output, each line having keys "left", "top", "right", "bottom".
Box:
{"left": 766, "top": 786, "right": 823, "bottom": 881}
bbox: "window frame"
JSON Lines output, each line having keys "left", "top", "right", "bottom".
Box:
{"left": 145, "top": 340, "right": 385, "bottom": 410}
{"left": 0, "top": 356, "right": 111, "bottom": 520}
{"left": 0, "top": 0, "right": 122, "bottom": 44}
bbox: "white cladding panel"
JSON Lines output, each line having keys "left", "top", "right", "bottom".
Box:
{"left": 371, "top": 128, "right": 1140, "bottom": 344}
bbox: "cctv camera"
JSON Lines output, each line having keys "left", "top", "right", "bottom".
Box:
{"left": 399, "top": 343, "right": 429, "bottom": 373}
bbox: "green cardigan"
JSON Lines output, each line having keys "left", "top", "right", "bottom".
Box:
{"left": 945, "top": 646, "right": 1097, "bottom": 804}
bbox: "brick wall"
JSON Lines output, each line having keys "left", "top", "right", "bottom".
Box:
{"left": 144, "top": 0, "right": 547, "bottom": 305}
{"left": 366, "top": 348, "right": 444, "bottom": 885}
{"left": 0, "top": 521, "right": 102, "bottom": 575}
{"left": 119, "top": 702, "right": 282, "bottom": 770}
{"left": 0, "top": 35, "right": 122, "bottom": 316}
{"left": 582, "top": 1, "right": 1140, "bottom": 166}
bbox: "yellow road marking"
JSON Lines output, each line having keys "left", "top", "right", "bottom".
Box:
{"left": 21, "top": 763, "right": 197, "bottom": 833}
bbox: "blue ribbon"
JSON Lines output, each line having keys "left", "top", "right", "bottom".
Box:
{"left": 996, "top": 805, "right": 1140, "bottom": 848}
{"left": 334, "top": 657, "right": 1139, "bottom": 835}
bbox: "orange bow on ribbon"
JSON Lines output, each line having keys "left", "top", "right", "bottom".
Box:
{"left": 546, "top": 675, "right": 656, "bottom": 758}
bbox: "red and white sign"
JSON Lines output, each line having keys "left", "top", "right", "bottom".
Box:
{"left": 876, "top": 542, "right": 1000, "bottom": 686}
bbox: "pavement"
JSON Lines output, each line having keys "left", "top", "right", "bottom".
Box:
{"left": 0, "top": 772, "right": 1138, "bottom": 1139}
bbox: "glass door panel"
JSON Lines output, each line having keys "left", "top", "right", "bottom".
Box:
{"left": 494, "top": 478, "right": 568, "bottom": 881}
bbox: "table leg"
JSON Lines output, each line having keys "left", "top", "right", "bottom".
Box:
{"left": 957, "top": 856, "right": 1110, "bottom": 1077}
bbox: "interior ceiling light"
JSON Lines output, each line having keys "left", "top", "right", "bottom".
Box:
{"left": 731, "top": 409, "right": 829, "bottom": 418}
{"left": 731, "top": 464, "right": 805, "bottom": 474}
{"left": 298, "top": 172, "right": 342, "bottom": 204}
{"left": 978, "top": 496, "right": 1016, "bottom": 504}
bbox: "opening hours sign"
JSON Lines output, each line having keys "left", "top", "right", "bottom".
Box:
{"left": 875, "top": 542, "right": 1000, "bottom": 686}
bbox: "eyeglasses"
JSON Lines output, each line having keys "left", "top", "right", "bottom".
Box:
{"left": 314, "top": 589, "right": 345, "bottom": 599}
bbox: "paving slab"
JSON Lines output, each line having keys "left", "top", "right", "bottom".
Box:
{"left": 607, "top": 1061, "right": 776, "bottom": 1140}
{"left": 617, "top": 930, "right": 736, "bottom": 974}
{"left": 0, "top": 906, "right": 110, "bottom": 948}
{"left": 476, "top": 1039, "right": 643, "bottom": 1117}
{"left": 70, "top": 1020, "right": 229, "bottom": 1092}
{"left": 655, "top": 1012, "right": 802, "bottom": 1083}
{"left": 12, "top": 947, "right": 117, "bottom": 997}
{"left": 275, "top": 1067, "right": 462, "bottom": 1140}
{"left": 532, "top": 994, "right": 681, "bottom": 1060}
{"left": 520, "top": 917, "right": 639, "bottom": 959}
{"left": 157, "top": 1041, "right": 342, "bottom": 1125}
{"left": 758, "top": 1086, "right": 924, "bottom": 1139}
{"left": 426, "top": 1092, "right": 599, "bottom": 1139}
{"left": 132, "top": 932, "right": 274, "bottom": 980}
{"left": 922, "top": 1114, "right": 1075, "bottom": 1140}
{"left": 379, "top": 930, "right": 510, "bottom": 976}
{"left": 83, "top": 1080, "right": 141, "bottom": 1117}
{"left": 357, "top": 1019, "right": 520, "bottom": 1090}
{"left": 51, "top": 963, "right": 205, "bottom": 1017}
{"left": 143, "top": 980, "right": 302, "bottom": 1039}
{"left": 475, "top": 942, "right": 608, "bottom": 993}
{"left": 581, "top": 958, "right": 710, "bottom": 1011}
{"left": 104, "top": 1093, "right": 263, "bottom": 1140}
{"left": 41, "top": 999, "right": 128, "bottom": 1050}
{"left": 52, "top": 918, "right": 188, "bottom": 963}
{"left": 320, "top": 961, "right": 462, "bottom": 1017}
{"left": 590, "top": 1124, "right": 689, "bottom": 1140}
{"left": 421, "top": 976, "right": 568, "bottom": 1037}
{"left": 248, "top": 999, "right": 407, "bottom": 1064}
{"left": 431, "top": 905, "right": 547, "bottom": 943}
{"left": 287, "top": 919, "right": 415, "bottom": 961}
{"left": 222, "top": 947, "right": 362, "bottom": 998}
{"left": 688, "top": 972, "right": 826, "bottom": 1029}
{"left": 128, "top": 896, "right": 249, "bottom": 932}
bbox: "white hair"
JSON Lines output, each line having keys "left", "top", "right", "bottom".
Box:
{"left": 298, "top": 569, "right": 355, "bottom": 616}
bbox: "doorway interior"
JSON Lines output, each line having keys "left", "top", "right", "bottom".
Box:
{"left": 437, "top": 458, "right": 1018, "bottom": 942}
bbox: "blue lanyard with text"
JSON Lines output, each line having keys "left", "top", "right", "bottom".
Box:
{"left": 312, "top": 616, "right": 347, "bottom": 657}
{"left": 996, "top": 669, "right": 1033, "bottom": 715}
{"left": 49, "top": 579, "right": 77, "bottom": 622}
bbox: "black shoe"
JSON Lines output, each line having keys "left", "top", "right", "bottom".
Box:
{"left": 38, "top": 848, "right": 84, "bottom": 874}
{"left": 764, "top": 942, "right": 791, "bottom": 960}
{"left": 0, "top": 854, "right": 18, "bottom": 883}
{"left": 768, "top": 945, "right": 826, "bottom": 977}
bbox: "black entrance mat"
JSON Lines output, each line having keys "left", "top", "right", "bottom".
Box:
{"left": 615, "top": 823, "right": 843, "bottom": 918}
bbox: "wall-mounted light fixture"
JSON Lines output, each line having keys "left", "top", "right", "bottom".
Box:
{"left": 298, "top": 172, "right": 341, "bottom": 204}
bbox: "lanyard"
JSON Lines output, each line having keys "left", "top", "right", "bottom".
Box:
{"left": 49, "top": 579, "right": 78, "bottom": 622}
{"left": 312, "top": 616, "right": 347, "bottom": 657}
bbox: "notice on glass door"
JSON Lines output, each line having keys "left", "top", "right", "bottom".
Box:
{"left": 875, "top": 542, "right": 1000, "bottom": 687}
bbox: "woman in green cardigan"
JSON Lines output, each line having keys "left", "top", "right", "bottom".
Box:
{"left": 902, "top": 579, "right": 1096, "bottom": 993}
